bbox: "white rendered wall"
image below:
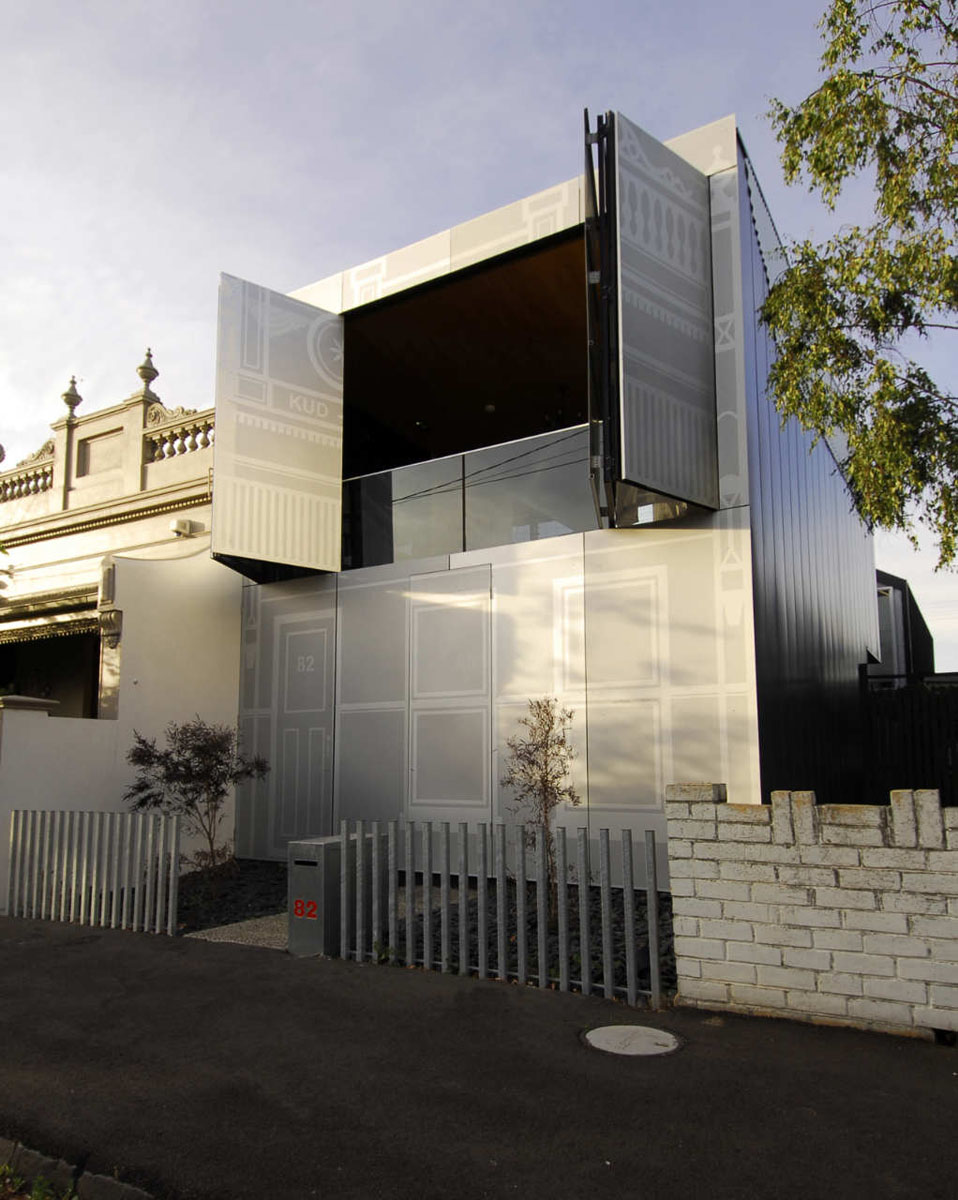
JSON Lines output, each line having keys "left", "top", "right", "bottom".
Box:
{"left": 0, "top": 545, "right": 242, "bottom": 909}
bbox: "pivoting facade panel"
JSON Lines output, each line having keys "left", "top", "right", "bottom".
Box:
{"left": 615, "top": 113, "right": 718, "bottom": 509}
{"left": 212, "top": 273, "right": 344, "bottom": 573}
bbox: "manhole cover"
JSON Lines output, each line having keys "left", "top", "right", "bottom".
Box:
{"left": 584, "top": 1025, "right": 680, "bottom": 1056}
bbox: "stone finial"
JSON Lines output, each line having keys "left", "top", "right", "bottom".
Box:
{"left": 62, "top": 376, "right": 83, "bottom": 418}
{"left": 136, "top": 348, "right": 159, "bottom": 397}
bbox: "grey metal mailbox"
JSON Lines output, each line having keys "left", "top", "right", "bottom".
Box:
{"left": 288, "top": 830, "right": 389, "bottom": 958}
{"left": 288, "top": 836, "right": 342, "bottom": 957}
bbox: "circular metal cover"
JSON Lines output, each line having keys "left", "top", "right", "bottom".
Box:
{"left": 584, "top": 1025, "right": 681, "bottom": 1056}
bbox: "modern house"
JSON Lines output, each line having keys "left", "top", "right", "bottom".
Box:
{"left": 211, "top": 110, "right": 879, "bottom": 877}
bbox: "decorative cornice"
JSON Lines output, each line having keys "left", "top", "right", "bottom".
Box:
{"left": 0, "top": 584, "right": 98, "bottom": 618}
{"left": 0, "top": 481, "right": 212, "bottom": 548}
{"left": 0, "top": 616, "right": 100, "bottom": 645}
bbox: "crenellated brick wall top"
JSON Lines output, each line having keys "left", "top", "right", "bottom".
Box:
{"left": 665, "top": 784, "right": 958, "bottom": 1037}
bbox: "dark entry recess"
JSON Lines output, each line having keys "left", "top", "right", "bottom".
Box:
{"left": 0, "top": 630, "right": 100, "bottom": 718}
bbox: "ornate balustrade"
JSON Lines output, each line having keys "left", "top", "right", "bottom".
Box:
{"left": 143, "top": 408, "right": 215, "bottom": 464}
{"left": 0, "top": 460, "right": 54, "bottom": 503}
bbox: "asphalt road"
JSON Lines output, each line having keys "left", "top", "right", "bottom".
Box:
{"left": 1, "top": 916, "right": 956, "bottom": 1200}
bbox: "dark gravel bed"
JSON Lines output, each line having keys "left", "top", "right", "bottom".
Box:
{"left": 176, "top": 860, "right": 676, "bottom": 1000}
{"left": 403, "top": 882, "right": 675, "bottom": 996}
{"left": 176, "top": 859, "right": 287, "bottom": 933}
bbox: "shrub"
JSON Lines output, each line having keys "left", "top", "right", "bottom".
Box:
{"left": 124, "top": 717, "right": 268, "bottom": 872}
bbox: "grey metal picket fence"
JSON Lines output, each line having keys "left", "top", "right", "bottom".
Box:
{"left": 7, "top": 810, "right": 180, "bottom": 935}
{"left": 292, "top": 819, "right": 671, "bottom": 1007}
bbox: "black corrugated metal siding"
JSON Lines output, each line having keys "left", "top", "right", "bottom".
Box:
{"left": 739, "top": 150, "right": 879, "bottom": 803}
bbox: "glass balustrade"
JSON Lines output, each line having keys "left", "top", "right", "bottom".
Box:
{"left": 342, "top": 425, "right": 594, "bottom": 569}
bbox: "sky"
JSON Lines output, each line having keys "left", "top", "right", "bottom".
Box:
{"left": 1, "top": 0, "right": 955, "bottom": 666}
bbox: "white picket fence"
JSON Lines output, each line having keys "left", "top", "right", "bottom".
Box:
{"left": 7, "top": 810, "right": 180, "bottom": 935}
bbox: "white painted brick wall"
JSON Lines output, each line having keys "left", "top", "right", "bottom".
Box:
{"left": 665, "top": 785, "right": 958, "bottom": 1037}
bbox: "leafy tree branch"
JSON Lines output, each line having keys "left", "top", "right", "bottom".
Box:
{"left": 762, "top": 0, "right": 957, "bottom": 567}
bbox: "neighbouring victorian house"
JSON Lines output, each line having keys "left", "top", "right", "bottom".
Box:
{"left": 0, "top": 354, "right": 241, "bottom": 902}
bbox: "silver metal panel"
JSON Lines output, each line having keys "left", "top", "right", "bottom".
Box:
{"left": 342, "top": 231, "right": 451, "bottom": 308}
{"left": 412, "top": 709, "right": 488, "bottom": 805}
{"left": 615, "top": 112, "right": 718, "bottom": 509}
{"left": 408, "top": 566, "right": 492, "bottom": 822}
{"left": 709, "top": 166, "right": 750, "bottom": 509}
{"left": 236, "top": 576, "right": 338, "bottom": 857}
{"left": 449, "top": 180, "right": 580, "bottom": 273}
{"left": 213, "top": 273, "right": 344, "bottom": 572}
{"left": 583, "top": 519, "right": 761, "bottom": 872}
{"left": 295, "top": 178, "right": 580, "bottom": 313}
{"left": 334, "top": 571, "right": 410, "bottom": 826}
{"left": 584, "top": 699, "right": 661, "bottom": 810}
{"left": 337, "top": 709, "right": 406, "bottom": 821}
{"left": 273, "top": 610, "right": 334, "bottom": 843}
{"left": 337, "top": 578, "right": 408, "bottom": 706}
{"left": 413, "top": 605, "right": 486, "bottom": 698}
{"left": 486, "top": 539, "right": 586, "bottom": 831}
{"left": 664, "top": 115, "right": 738, "bottom": 177}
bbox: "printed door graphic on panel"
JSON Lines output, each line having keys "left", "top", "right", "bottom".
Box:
{"left": 271, "top": 613, "right": 335, "bottom": 849}
{"left": 408, "top": 566, "right": 493, "bottom": 824}
{"left": 213, "top": 273, "right": 344, "bottom": 576}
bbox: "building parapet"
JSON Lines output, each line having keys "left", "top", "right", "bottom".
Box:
{"left": 0, "top": 351, "right": 214, "bottom": 529}
{"left": 0, "top": 459, "right": 54, "bottom": 503}
{"left": 143, "top": 408, "right": 215, "bottom": 463}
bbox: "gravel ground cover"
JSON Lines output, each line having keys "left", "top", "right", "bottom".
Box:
{"left": 405, "top": 883, "right": 676, "bottom": 995}
{"left": 175, "top": 859, "right": 287, "bottom": 933}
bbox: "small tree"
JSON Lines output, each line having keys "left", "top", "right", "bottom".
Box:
{"left": 124, "top": 717, "right": 269, "bottom": 872}
{"left": 500, "top": 697, "right": 580, "bottom": 916}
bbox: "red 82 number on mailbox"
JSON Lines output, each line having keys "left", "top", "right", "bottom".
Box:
{"left": 293, "top": 899, "right": 318, "bottom": 920}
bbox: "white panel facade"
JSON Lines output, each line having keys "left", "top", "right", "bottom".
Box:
{"left": 237, "top": 518, "right": 762, "bottom": 886}
{"left": 408, "top": 566, "right": 493, "bottom": 822}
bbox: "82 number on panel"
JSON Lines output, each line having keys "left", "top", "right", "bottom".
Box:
{"left": 293, "top": 899, "right": 318, "bottom": 920}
